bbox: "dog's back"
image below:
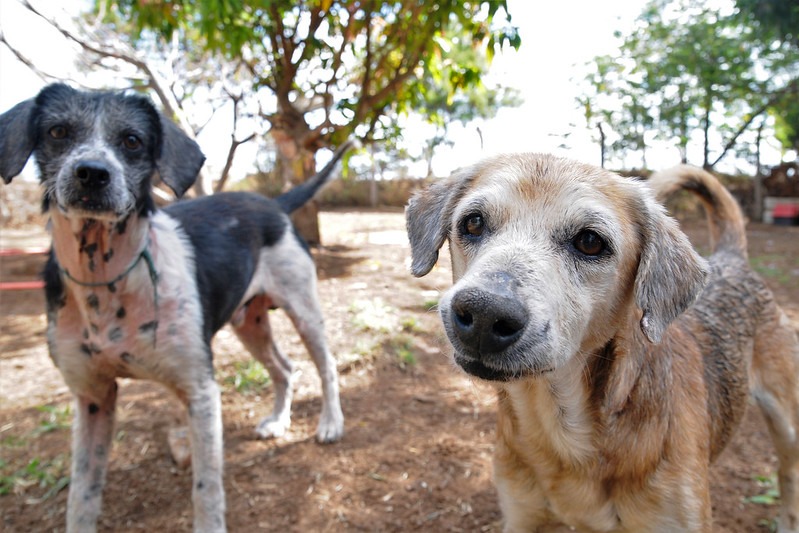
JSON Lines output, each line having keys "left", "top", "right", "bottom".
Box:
{"left": 648, "top": 166, "right": 792, "bottom": 460}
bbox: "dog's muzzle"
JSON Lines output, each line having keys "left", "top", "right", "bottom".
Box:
{"left": 61, "top": 159, "right": 123, "bottom": 215}
{"left": 75, "top": 160, "right": 111, "bottom": 191}
{"left": 443, "top": 272, "right": 550, "bottom": 381}
{"left": 450, "top": 286, "right": 528, "bottom": 354}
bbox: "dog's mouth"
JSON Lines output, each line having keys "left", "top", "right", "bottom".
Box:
{"left": 453, "top": 352, "right": 554, "bottom": 382}
{"left": 61, "top": 199, "right": 124, "bottom": 220}
{"left": 56, "top": 188, "right": 134, "bottom": 221}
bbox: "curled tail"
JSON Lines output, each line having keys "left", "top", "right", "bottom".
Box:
{"left": 647, "top": 164, "right": 747, "bottom": 258}
{"left": 276, "top": 140, "right": 356, "bottom": 213}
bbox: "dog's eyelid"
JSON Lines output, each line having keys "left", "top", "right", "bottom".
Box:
{"left": 122, "top": 133, "right": 143, "bottom": 150}
{"left": 457, "top": 211, "right": 487, "bottom": 239}
{"left": 48, "top": 125, "right": 68, "bottom": 140}
{"left": 564, "top": 227, "right": 613, "bottom": 259}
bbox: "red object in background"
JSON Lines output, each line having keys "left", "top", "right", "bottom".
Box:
{"left": 773, "top": 204, "right": 799, "bottom": 226}
{"left": 0, "top": 247, "right": 48, "bottom": 290}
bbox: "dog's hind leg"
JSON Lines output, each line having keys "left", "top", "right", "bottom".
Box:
{"left": 751, "top": 305, "right": 799, "bottom": 533}
{"left": 280, "top": 285, "right": 344, "bottom": 444}
{"left": 66, "top": 383, "right": 117, "bottom": 533}
{"left": 232, "top": 294, "right": 296, "bottom": 439}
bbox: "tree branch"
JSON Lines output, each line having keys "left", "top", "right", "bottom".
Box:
{"left": 709, "top": 77, "right": 799, "bottom": 168}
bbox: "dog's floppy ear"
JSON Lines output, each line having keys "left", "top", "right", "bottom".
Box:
{"left": 157, "top": 115, "right": 206, "bottom": 198}
{"left": 0, "top": 98, "right": 36, "bottom": 184}
{"left": 405, "top": 167, "right": 474, "bottom": 277}
{"left": 634, "top": 195, "right": 709, "bottom": 343}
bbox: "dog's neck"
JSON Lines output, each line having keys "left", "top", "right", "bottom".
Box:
{"left": 499, "top": 327, "right": 651, "bottom": 467}
{"left": 49, "top": 210, "right": 151, "bottom": 288}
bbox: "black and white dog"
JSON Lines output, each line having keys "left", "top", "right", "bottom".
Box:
{"left": 0, "top": 83, "right": 348, "bottom": 532}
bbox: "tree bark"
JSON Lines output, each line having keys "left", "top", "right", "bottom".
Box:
{"left": 272, "top": 130, "right": 322, "bottom": 245}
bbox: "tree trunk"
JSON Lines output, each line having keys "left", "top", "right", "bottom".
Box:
{"left": 597, "top": 123, "right": 606, "bottom": 169}
{"left": 272, "top": 131, "right": 322, "bottom": 245}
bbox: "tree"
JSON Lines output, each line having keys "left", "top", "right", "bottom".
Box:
{"left": 579, "top": 0, "right": 799, "bottom": 171}
{"left": 101, "top": 0, "right": 520, "bottom": 243}
{"left": 736, "top": 0, "right": 799, "bottom": 46}
{"left": 736, "top": 0, "right": 799, "bottom": 158}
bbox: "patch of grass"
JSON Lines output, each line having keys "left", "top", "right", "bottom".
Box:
{"left": 223, "top": 360, "right": 271, "bottom": 394}
{"left": 0, "top": 434, "right": 27, "bottom": 448}
{"left": 750, "top": 254, "right": 795, "bottom": 285}
{"left": 0, "top": 455, "right": 70, "bottom": 500}
{"left": 420, "top": 289, "right": 440, "bottom": 312}
{"left": 389, "top": 335, "right": 417, "bottom": 368}
{"left": 745, "top": 473, "right": 780, "bottom": 507}
{"left": 33, "top": 403, "right": 72, "bottom": 436}
{"left": 400, "top": 316, "right": 425, "bottom": 333}
{"left": 349, "top": 298, "right": 399, "bottom": 334}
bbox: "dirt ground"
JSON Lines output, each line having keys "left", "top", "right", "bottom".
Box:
{"left": 1, "top": 206, "right": 798, "bottom": 532}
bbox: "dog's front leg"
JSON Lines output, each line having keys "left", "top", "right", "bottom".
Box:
{"left": 187, "top": 378, "right": 227, "bottom": 532}
{"left": 66, "top": 384, "right": 118, "bottom": 533}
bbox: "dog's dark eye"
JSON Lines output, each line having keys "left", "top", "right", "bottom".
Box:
{"left": 572, "top": 230, "right": 606, "bottom": 257}
{"left": 49, "top": 126, "right": 68, "bottom": 140}
{"left": 122, "top": 135, "right": 142, "bottom": 150}
{"left": 461, "top": 213, "right": 485, "bottom": 238}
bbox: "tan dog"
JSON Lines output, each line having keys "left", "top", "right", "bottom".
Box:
{"left": 405, "top": 153, "right": 799, "bottom": 532}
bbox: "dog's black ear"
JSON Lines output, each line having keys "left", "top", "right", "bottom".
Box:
{"left": 634, "top": 195, "right": 709, "bottom": 343}
{"left": 405, "top": 168, "right": 474, "bottom": 277}
{"left": 0, "top": 98, "right": 37, "bottom": 184}
{"left": 157, "top": 116, "right": 206, "bottom": 198}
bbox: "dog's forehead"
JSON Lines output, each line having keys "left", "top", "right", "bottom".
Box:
{"left": 34, "top": 89, "right": 158, "bottom": 139}
{"left": 460, "top": 154, "right": 643, "bottom": 228}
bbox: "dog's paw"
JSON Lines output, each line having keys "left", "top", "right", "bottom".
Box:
{"left": 167, "top": 426, "right": 192, "bottom": 469}
{"left": 255, "top": 416, "right": 290, "bottom": 439}
{"left": 315, "top": 412, "right": 344, "bottom": 443}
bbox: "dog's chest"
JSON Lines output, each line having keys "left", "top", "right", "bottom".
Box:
{"left": 49, "top": 218, "right": 205, "bottom": 394}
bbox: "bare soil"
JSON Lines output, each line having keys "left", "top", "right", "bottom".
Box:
{"left": 1, "top": 207, "right": 798, "bottom": 532}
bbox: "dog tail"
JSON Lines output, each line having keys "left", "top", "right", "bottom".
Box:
{"left": 647, "top": 164, "right": 747, "bottom": 257}
{"left": 276, "top": 140, "right": 356, "bottom": 213}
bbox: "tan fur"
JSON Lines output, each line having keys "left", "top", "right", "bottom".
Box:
{"left": 406, "top": 155, "right": 799, "bottom": 532}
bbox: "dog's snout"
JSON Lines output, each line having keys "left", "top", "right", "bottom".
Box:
{"left": 450, "top": 287, "right": 528, "bottom": 354}
{"left": 75, "top": 161, "right": 111, "bottom": 189}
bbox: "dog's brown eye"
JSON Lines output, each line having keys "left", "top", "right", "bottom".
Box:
{"left": 573, "top": 230, "right": 605, "bottom": 256}
{"left": 123, "top": 135, "right": 141, "bottom": 150}
{"left": 49, "top": 126, "right": 67, "bottom": 139}
{"left": 462, "top": 214, "right": 485, "bottom": 237}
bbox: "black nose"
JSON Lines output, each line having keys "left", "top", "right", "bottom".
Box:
{"left": 74, "top": 161, "right": 111, "bottom": 189}
{"left": 449, "top": 287, "right": 528, "bottom": 354}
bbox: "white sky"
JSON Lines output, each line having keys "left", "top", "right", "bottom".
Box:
{"left": 0, "top": 0, "right": 788, "bottom": 180}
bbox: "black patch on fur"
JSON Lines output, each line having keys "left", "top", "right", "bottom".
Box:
{"left": 108, "top": 327, "right": 123, "bottom": 342}
{"left": 88, "top": 403, "right": 99, "bottom": 415}
{"left": 87, "top": 293, "right": 100, "bottom": 312}
{"left": 83, "top": 242, "right": 98, "bottom": 258}
{"left": 116, "top": 217, "right": 128, "bottom": 235}
{"left": 164, "top": 192, "right": 299, "bottom": 342}
{"left": 103, "top": 249, "right": 114, "bottom": 263}
{"left": 116, "top": 307, "right": 126, "bottom": 319}
{"left": 138, "top": 320, "right": 158, "bottom": 333}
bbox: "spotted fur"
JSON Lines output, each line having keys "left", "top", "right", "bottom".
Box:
{"left": 0, "top": 83, "right": 350, "bottom": 532}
